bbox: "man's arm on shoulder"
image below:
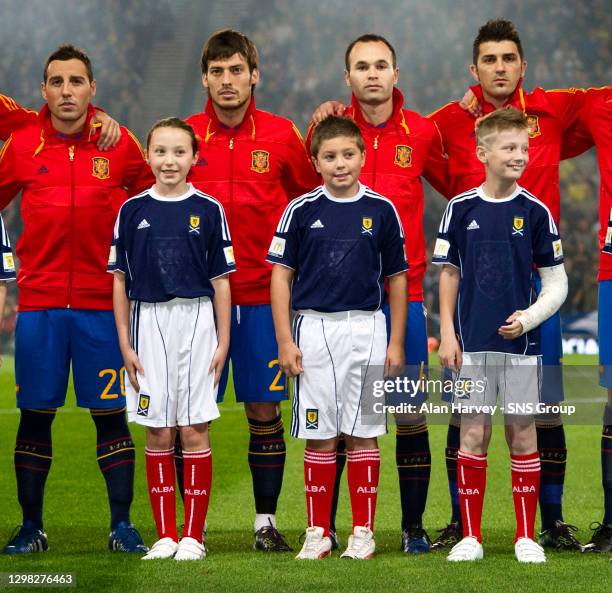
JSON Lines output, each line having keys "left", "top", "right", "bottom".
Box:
{"left": 122, "top": 129, "right": 154, "bottom": 196}
{"left": 281, "top": 123, "right": 320, "bottom": 199}
{"left": 0, "top": 137, "right": 23, "bottom": 209}
{"left": 423, "top": 120, "right": 451, "bottom": 199}
{"left": 0, "top": 94, "right": 37, "bottom": 141}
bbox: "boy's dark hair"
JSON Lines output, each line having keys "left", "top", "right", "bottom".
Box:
{"left": 44, "top": 44, "right": 93, "bottom": 82}
{"left": 472, "top": 19, "right": 524, "bottom": 65}
{"left": 201, "top": 29, "right": 259, "bottom": 74}
{"left": 310, "top": 116, "right": 365, "bottom": 157}
{"left": 345, "top": 33, "right": 397, "bottom": 70}
{"left": 146, "top": 117, "right": 199, "bottom": 155}
{"left": 475, "top": 107, "right": 528, "bottom": 145}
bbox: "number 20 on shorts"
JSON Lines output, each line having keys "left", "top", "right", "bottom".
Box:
{"left": 98, "top": 367, "right": 126, "bottom": 399}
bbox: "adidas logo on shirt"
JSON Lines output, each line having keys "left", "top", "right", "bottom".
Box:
{"left": 467, "top": 219, "right": 480, "bottom": 230}
{"left": 137, "top": 219, "right": 151, "bottom": 230}
{"left": 310, "top": 219, "right": 324, "bottom": 229}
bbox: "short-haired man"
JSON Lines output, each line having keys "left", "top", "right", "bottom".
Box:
{"left": 307, "top": 33, "right": 451, "bottom": 554}
{"left": 0, "top": 44, "right": 153, "bottom": 554}
{"left": 182, "top": 29, "right": 320, "bottom": 551}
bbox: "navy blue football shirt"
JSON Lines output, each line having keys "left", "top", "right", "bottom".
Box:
{"left": 108, "top": 184, "right": 235, "bottom": 302}
{"left": 266, "top": 183, "right": 408, "bottom": 312}
{"left": 432, "top": 185, "right": 564, "bottom": 355}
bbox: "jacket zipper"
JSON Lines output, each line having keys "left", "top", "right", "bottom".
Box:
{"left": 67, "top": 145, "right": 75, "bottom": 308}
{"left": 372, "top": 135, "right": 379, "bottom": 190}
{"left": 229, "top": 137, "right": 235, "bottom": 224}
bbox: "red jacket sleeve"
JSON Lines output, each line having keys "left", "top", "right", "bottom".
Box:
{"left": 280, "top": 123, "right": 320, "bottom": 199}
{"left": 560, "top": 87, "right": 610, "bottom": 160}
{"left": 423, "top": 120, "right": 452, "bottom": 199}
{"left": 545, "top": 88, "right": 590, "bottom": 135}
{"left": 0, "top": 95, "right": 38, "bottom": 142}
{"left": 0, "top": 137, "right": 23, "bottom": 210}
{"left": 122, "top": 129, "right": 154, "bottom": 196}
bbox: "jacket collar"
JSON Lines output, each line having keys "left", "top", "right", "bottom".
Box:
{"left": 34, "top": 104, "right": 100, "bottom": 155}
{"left": 202, "top": 95, "right": 257, "bottom": 142}
{"left": 470, "top": 80, "right": 528, "bottom": 115}
{"left": 350, "top": 87, "right": 411, "bottom": 136}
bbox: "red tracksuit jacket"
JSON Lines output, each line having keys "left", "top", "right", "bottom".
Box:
{"left": 427, "top": 83, "right": 589, "bottom": 224}
{"left": 305, "top": 88, "right": 451, "bottom": 302}
{"left": 561, "top": 86, "right": 612, "bottom": 281}
{"left": 0, "top": 104, "right": 153, "bottom": 310}
{"left": 186, "top": 97, "right": 319, "bottom": 305}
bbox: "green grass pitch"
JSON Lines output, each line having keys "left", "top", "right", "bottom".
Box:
{"left": 0, "top": 355, "right": 608, "bottom": 593}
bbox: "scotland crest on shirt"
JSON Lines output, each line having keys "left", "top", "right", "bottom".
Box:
{"left": 394, "top": 145, "right": 412, "bottom": 168}
{"left": 251, "top": 150, "right": 270, "bottom": 173}
{"left": 92, "top": 156, "right": 110, "bottom": 180}
{"left": 189, "top": 215, "right": 201, "bottom": 234}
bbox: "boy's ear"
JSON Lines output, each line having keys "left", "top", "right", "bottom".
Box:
{"left": 311, "top": 155, "right": 321, "bottom": 174}
{"left": 476, "top": 144, "right": 487, "bottom": 165}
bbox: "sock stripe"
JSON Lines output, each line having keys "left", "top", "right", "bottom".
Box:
{"left": 97, "top": 447, "right": 135, "bottom": 461}
{"left": 145, "top": 448, "right": 174, "bottom": 456}
{"left": 15, "top": 450, "right": 52, "bottom": 460}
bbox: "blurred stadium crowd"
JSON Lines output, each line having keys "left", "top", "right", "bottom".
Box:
{"left": 0, "top": 0, "right": 609, "bottom": 345}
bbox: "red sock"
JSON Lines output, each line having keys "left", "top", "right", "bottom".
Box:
{"left": 457, "top": 450, "right": 487, "bottom": 542}
{"left": 511, "top": 452, "right": 540, "bottom": 541}
{"left": 145, "top": 448, "right": 178, "bottom": 541}
{"left": 304, "top": 449, "right": 336, "bottom": 535}
{"left": 347, "top": 449, "right": 380, "bottom": 530}
{"left": 181, "top": 449, "right": 212, "bottom": 543}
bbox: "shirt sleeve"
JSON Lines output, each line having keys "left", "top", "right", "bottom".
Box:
{"left": 380, "top": 202, "right": 409, "bottom": 277}
{"left": 122, "top": 129, "right": 155, "bottom": 197}
{"left": 266, "top": 201, "right": 300, "bottom": 270}
{"left": 532, "top": 203, "right": 564, "bottom": 267}
{"left": 431, "top": 199, "right": 460, "bottom": 267}
{"left": 422, "top": 121, "right": 452, "bottom": 199}
{"left": 206, "top": 201, "right": 236, "bottom": 280}
{"left": 107, "top": 208, "right": 127, "bottom": 274}
{"left": 545, "top": 87, "right": 590, "bottom": 136}
{"left": 280, "top": 124, "right": 320, "bottom": 199}
{"left": 0, "top": 95, "right": 37, "bottom": 141}
{"left": 0, "top": 214, "right": 16, "bottom": 281}
{"left": 0, "top": 137, "right": 23, "bottom": 210}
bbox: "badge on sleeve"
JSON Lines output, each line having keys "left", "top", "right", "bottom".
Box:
{"left": 433, "top": 238, "right": 450, "bottom": 258}
{"left": 268, "top": 236, "right": 286, "bottom": 258}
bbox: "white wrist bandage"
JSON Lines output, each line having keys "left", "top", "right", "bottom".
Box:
{"left": 516, "top": 264, "right": 568, "bottom": 334}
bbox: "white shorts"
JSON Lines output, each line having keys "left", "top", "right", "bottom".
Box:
{"left": 126, "top": 297, "right": 220, "bottom": 427}
{"left": 454, "top": 352, "right": 542, "bottom": 416}
{"left": 290, "top": 309, "right": 387, "bottom": 439}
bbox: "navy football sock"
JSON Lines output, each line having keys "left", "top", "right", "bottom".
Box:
{"left": 248, "top": 415, "right": 286, "bottom": 514}
{"left": 14, "top": 409, "right": 56, "bottom": 530}
{"left": 174, "top": 434, "right": 185, "bottom": 501}
{"left": 329, "top": 436, "right": 346, "bottom": 532}
{"left": 446, "top": 417, "right": 461, "bottom": 525}
{"left": 536, "top": 417, "right": 566, "bottom": 529}
{"left": 90, "top": 408, "right": 135, "bottom": 529}
{"left": 603, "top": 405, "right": 612, "bottom": 524}
{"left": 396, "top": 419, "right": 431, "bottom": 529}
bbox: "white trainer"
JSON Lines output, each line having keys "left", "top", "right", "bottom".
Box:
{"left": 141, "top": 537, "right": 178, "bottom": 560}
{"left": 340, "top": 526, "right": 375, "bottom": 560}
{"left": 515, "top": 537, "right": 546, "bottom": 563}
{"left": 447, "top": 536, "right": 484, "bottom": 561}
{"left": 174, "top": 536, "right": 206, "bottom": 561}
{"left": 295, "top": 527, "right": 332, "bottom": 560}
